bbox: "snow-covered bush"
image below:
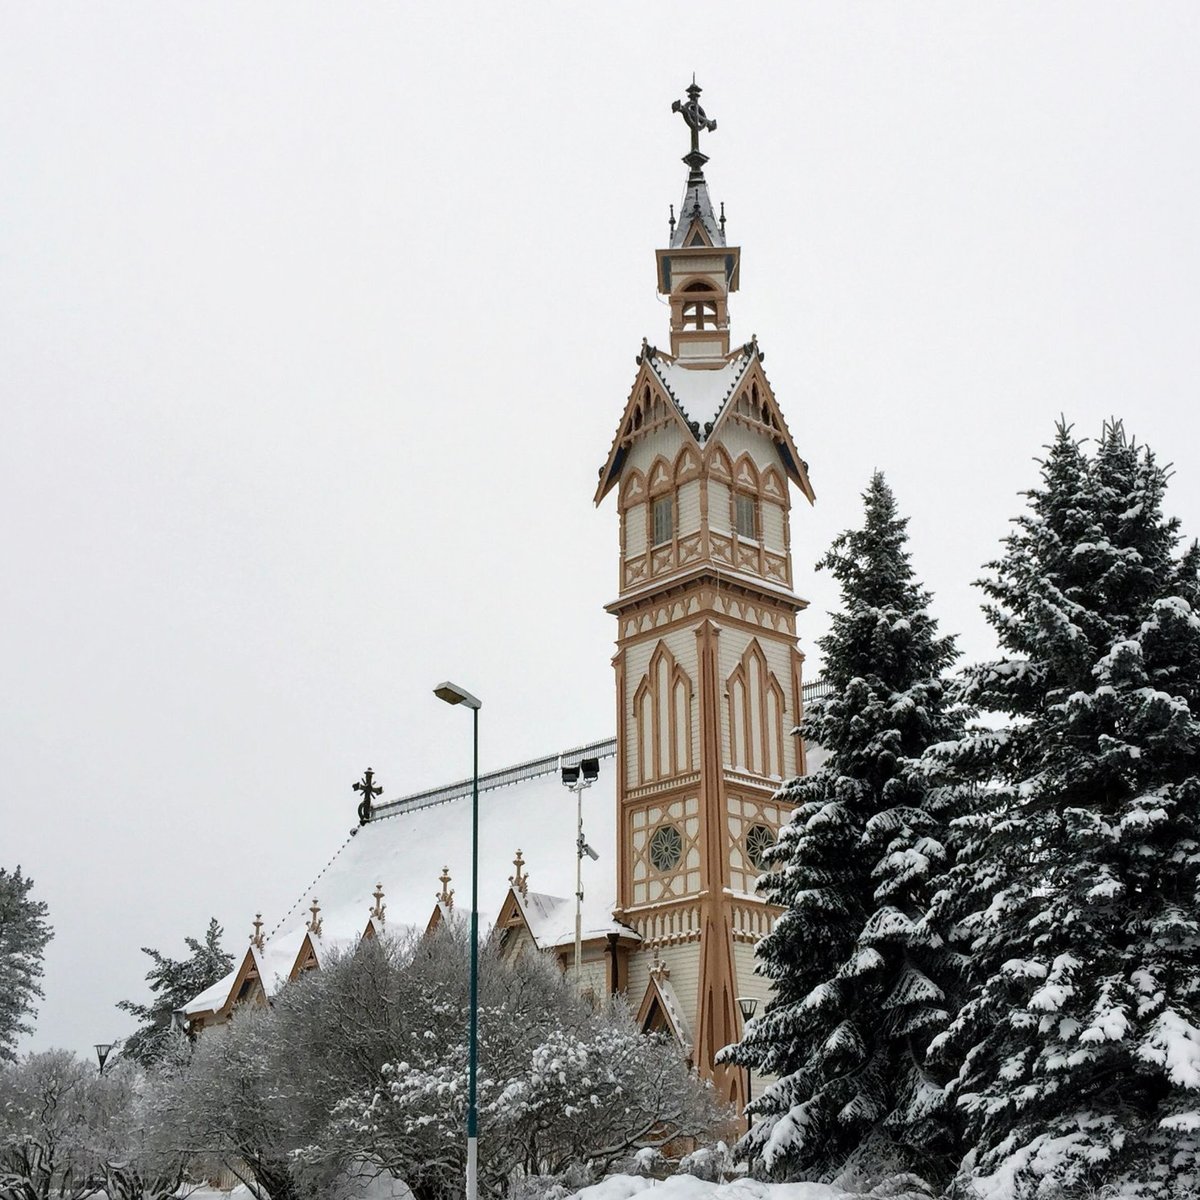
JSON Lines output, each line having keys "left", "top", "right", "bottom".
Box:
{"left": 0, "top": 1050, "right": 189, "bottom": 1200}
{"left": 676, "top": 1141, "right": 734, "bottom": 1182}
{"left": 508, "top": 1163, "right": 594, "bottom": 1200}
{"left": 152, "top": 925, "right": 722, "bottom": 1200}
{"left": 153, "top": 1005, "right": 301, "bottom": 1199}
{"left": 629, "top": 1147, "right": 667, "bottom": 1177}
{"left": 298, "top": 925, "right": 723, "bottom": 1199}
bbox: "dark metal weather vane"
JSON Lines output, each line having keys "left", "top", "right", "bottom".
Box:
{"left": 353, "top": 767, "right": 383, "bottom": 825}
{"left": 672, "top": 76, "right": 717, "bottom": 181}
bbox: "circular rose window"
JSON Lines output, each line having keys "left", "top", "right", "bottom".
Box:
{"left": 649, "top": 824, "right": 683, "bottom": 872}
{"left": 746, "top": 824, "right": 777, "bottom": 870}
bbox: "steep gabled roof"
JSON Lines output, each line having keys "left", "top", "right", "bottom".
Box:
{"left": 596, "top": 343, "right": 814, "bottom": 506}
{"left": 636, "top": 970, "right": 693, "bottom": 1054}
{"left": 708, "top": 350, "right": 815, "bottom": 504}
{"left": 671, "top": 177, "right": 724, "bottom": 250}
{"left": 595, "top": 353, "right": 701, "bottom": 504}
{"left": 183, "top": 738, "right": 622, "bottom": 1018}
{"left": 649, "top": 350, "right": 750, "bottom": 429}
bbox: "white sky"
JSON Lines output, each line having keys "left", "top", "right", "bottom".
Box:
{"left": 3, "top": 3, "right": 1198, "bottom": 1056}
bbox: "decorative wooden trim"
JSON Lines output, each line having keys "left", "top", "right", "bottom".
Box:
{"left": 595, "top": 366, "right": 700, "bottom": 505}
{"left": 631, "top": 642, "right": 695, "bottom": 784}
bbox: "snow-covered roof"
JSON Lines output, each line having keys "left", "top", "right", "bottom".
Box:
{"left": 654, "top": 972, "right": 692, "bottom": 1051}
{"left": 649, "top": 352, "right": 750, "bottom": 431}
{"left": 186, "top": 738, "right": 624, "bottom": 1017}
{"left": 183, "top": 970, "right": 238, "bottom": 1016}
{"left": 514, "top": 887, "right": 636, "bottom": 950}
{"left": 276, "top": 737, "right": 619, "bottom": 943}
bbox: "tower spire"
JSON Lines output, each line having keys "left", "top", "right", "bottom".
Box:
{"left": 669, "top": 78, "right": 724, "bottom": 249}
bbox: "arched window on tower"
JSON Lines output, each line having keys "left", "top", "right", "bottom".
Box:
{"left": 680, "top": 281, "right": 720, "bottom": 331}
{"left": 633, "top": 644, "right": 695, "bottom": 783}
{"left": 727, "top": 641, "right": 786, "bottom": 778}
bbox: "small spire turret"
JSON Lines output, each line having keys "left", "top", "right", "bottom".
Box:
{"left": 655, "top": 79, "right": 739, "bottom": 358}
{"left": 308, "top": 897, "right": 323, "bottom": 937}
{"left": 370, "top": 883, "right": 386, "bottom": 923}
{"left": 250, "top": 913, "right": 265, "bottom": 951}
{"left": 436, "top": 867, "right": 454, "bottom": 909}
{"left": 668, "top": 78, "right": 725, "bottom": 250}
{"left": 510, "top": 849, "right": 528, "bottom": 897}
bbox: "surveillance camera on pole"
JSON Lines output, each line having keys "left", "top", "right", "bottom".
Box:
{"left": 561, "top": 756, "right": 602, "bottom": 983}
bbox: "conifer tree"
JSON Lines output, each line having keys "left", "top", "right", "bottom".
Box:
{"left": 929, "top": 422, "right": 1200, "bottom": 1196}
{"left": 118, "top": 918, "right": 233, "bottom": 1065}
{"left": 724, "top": 473, "right": 962, "bottom": 1182}
{"left": 0, "top": 866, "right": 52, "bottom": 1063}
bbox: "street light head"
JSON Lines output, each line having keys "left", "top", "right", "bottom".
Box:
{"left": 434, "top": 681, "right": 482, "bottom": 710}
{"left": 561, "top": 764, "right": 581, "bottom": 786}
{"left": 581, "top": 757, "right": 600, "bottom": 782}
{"left": 95, "top": 1043, "right": 114, "bottom": 1075}
{"left": 737, "top": 996, "right": 759, "bottom": 1023}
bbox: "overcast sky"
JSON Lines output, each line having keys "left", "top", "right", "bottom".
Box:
{"left": 4, "top": 3, "right": 1199, "bottom": 1056}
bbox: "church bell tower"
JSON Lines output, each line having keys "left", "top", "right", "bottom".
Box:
{"left": 595, "top": 82, "right": 815, "bottom": 1111}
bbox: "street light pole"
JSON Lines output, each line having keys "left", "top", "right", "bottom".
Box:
{"left": 434, "top": 681, "right": 483, "bottom": 1200}
{"left": 736, "top": 995, "right": 759, "bottom": 1133}
{"left": 560, "top": 758, "right": 600, "bottom": 985}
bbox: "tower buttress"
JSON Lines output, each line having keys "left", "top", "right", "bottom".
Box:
{"left": 595, "top": 82, "right": 816, "bottom": 1111}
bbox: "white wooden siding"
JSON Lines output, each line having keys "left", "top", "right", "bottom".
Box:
{"left": 761, "top": 502, "right": 785, "bottom": 552}
{"left": 625, "top": 426, "right": 685, "bottom": 474}
{"left": 709, "top": 479, "right": 731, "bottom": 532}
{"left": 714, "top": 423, "right": 778, "bottom": 472}
{"left": 678, "top": 479, "right": 702, "bottom": 536}
{"left": 625, "top": 502, "right": 647, "bottom": 557}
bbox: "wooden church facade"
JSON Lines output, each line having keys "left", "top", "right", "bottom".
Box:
{"left": 181, "top": 83, "right": 815, "bottom": 1117}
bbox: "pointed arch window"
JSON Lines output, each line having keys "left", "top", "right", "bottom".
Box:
{"left": 653, "top": 496, "right": 674, "bottom": 546}
{"left": 634, "top": 644, "right": 695, "bottom": 783}
{"left": 727, "top": 641, "right": 787, "bottom": 778}
{"left": 735, "top": 493, "right": 758, "bottom": 539}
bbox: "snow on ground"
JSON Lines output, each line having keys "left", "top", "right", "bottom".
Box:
{"left": 170, "top": 1175, "right": 843, "bottom": 1200}
{"left": 569, "top": 1176, "right": 844, "bottom": 1200}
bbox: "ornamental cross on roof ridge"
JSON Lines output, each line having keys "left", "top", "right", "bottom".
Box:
{"left": 353, "top": 767, "right": 383, "bottom": 825}
{"left": 671, "top": 76, "right": 717, "bottom": 179}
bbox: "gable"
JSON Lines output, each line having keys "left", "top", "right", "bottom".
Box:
{"left": 708, "top": 358, "right": 814, "bottom": 503}
{"left": 635, "top": 974, "right": 693, "bottom": 1055}
{"left": 290, "top": 933, "right": 321, "bottom": 979}
{"left": 595, "top": 358, "right": 700, "bottom": 504}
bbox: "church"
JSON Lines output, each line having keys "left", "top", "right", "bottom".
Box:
{"left": 181, "top": 82, "right": 820, "bottom": 1116}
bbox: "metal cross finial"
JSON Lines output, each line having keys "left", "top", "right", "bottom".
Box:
{"left": 250, "top": 913, "right": 265, "bottom": 950}
{"left": 436, "top": 866, "right": 455, "bottom": 909}
{"left": 308, "top": 897, "right": 323, "bottom": 936}
{"left": 510, "top": 849, "right": 528, "bottom": 897}
{"left": 370, "top": 883, "right": 386, "bottom": 923}
{"left": 353, "top": 768, "right": 383, "bottom": 825}
{"left": 671, "top": 78, "right": 717, "bottom": 180}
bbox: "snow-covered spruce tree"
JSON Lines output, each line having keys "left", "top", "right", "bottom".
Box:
{"left": 0, "top": 866, "right": 52, "bottom": 1063}
{"left": 928, "top": 422, "right": 1200, "bottom": 1196}
{"left": 117, "top": 918, "right": 233, "bottom": 1066}
{"left": 722, "top": 472, "right": 963, "bottom": 1183}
